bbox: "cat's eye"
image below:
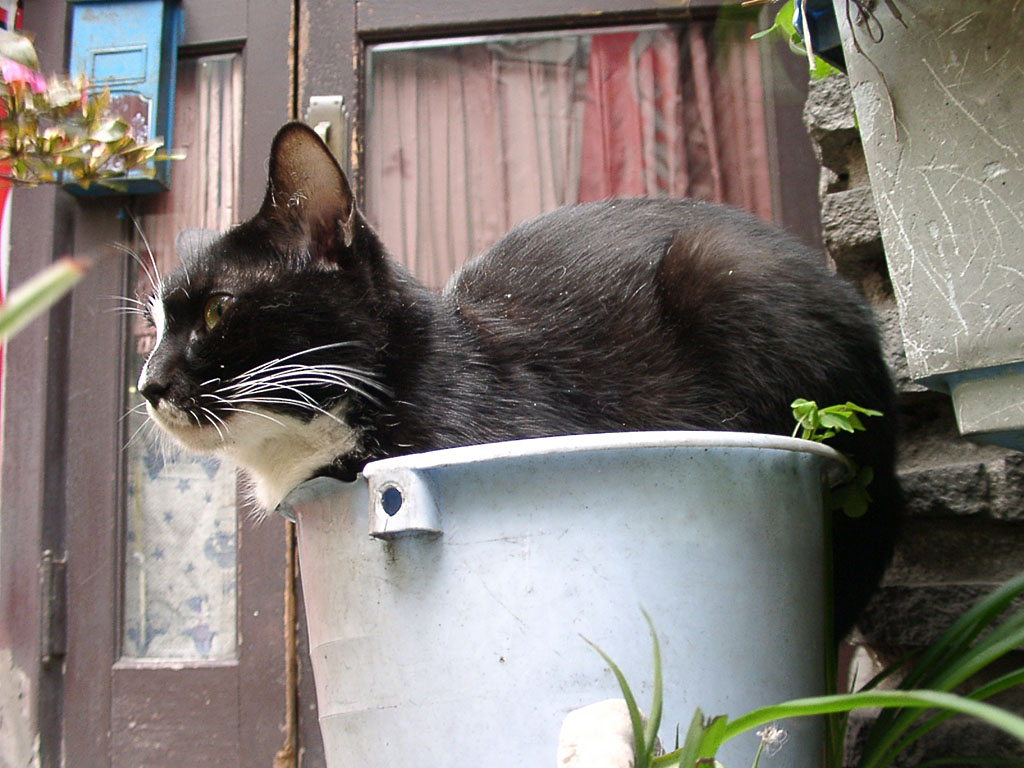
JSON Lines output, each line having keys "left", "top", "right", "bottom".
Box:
{"left": 203, "top": 293, "right": 235, "bottom": 331}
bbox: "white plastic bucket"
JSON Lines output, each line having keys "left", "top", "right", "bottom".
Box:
{"left": 282, "top": 431, "right": 845, "bottom": 767}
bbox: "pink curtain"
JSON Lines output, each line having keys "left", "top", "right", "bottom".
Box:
{"left": 576, "top": 24, "right": 771, "bottom": 217}
{"left": 367, "top": 40, "right": 587, "bottom": 288}
{"left": 366, "top": 23, "right": 772, "bottom": 288}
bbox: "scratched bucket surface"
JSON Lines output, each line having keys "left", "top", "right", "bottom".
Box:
{"left": 282, "top": 431, "right": 845, "bottom": 767}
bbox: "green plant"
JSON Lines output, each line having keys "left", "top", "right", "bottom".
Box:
{"left": 0, "top": 29, "right": 177, "bottom": 339}
{"left": 586, "top": 571, "right": 1024, "bottom": 767}
{"left": 749, "top": 0, "right": 841, "bottom": 79}
{"left": 0, "top": 29, "right": 169, "bottom": 189}
{"left": 790, "top": 399, "right": 882, "bottom": 443}
{"left": 0, "top": 256, "right": 90, "bottom": 341}
{"left": 750, "top": 0, "right": 901, "bottom": 135}
{"left": 792, "top": 398, "right": 881, "bottom": 519}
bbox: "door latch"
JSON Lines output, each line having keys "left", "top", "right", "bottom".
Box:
{"left": 306, "top": 95, "right": 349, "bottom": 171}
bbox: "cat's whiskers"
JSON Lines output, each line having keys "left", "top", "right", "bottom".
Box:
{"left": 227, "top": 395, "right": 347, "bottom": 427}
{"left": 223, "top": 373, "right": 387, "bottom": 410}
{"left": 223, "top": 374, "right": 358, "bottom": 402}
{"left": 126, "top": 209, "right": 174, "bottom": 292}
{"left": 199, "top": 390, "right": 292, "bottom": 429}
{"left": 226, "top": 358, "right": 390, "bottom": 393}
{"left": 215, "top": 405, "right": 289, "bottom": 429}
{"left": 214, "top": 345, "right": 391, "bottom": 412}
{"left": 225, "top": 342, "right": 367, "bottom": 381}
{"left": 107, "top": 294, "right": 149, "bottom": 318}
{"left": 218, "top": 382, "right": 326, "bottom": 419}
{"left": 238, "top": 362, "right": 391, "bottom": 396}
{"left": 113, "top": 241, "right": 163, "bottom": 298}
{"left": 199, "top": 406, "right": 229, "bottom": 441}
{"left": 120, "top": 400, "right": 150, "bottom": 423}
{"left": 201, "top": 376, "right": 349, "bottom": 426}
{"left": 123, "top": 413, "right": 160, "bottom": 450}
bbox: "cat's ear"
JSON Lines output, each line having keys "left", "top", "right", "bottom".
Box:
{"left": 259, "top": 121, "right": 356, "bottom": 253}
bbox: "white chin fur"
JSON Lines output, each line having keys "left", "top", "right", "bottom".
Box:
{"left": 147, "top": 400, "right": 358, "bottom": 515}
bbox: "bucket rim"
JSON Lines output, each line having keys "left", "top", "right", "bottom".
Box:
{"left": 363, "top": 430, "right": 849, "bottom": 479}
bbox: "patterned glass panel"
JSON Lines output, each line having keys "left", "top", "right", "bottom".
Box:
{"left": 122, "top": 53, "right": 243, "bottom": 660}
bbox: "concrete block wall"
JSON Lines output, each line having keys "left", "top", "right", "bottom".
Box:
{"left": 803, "top": 75, "right": 1024, "bottom": 766}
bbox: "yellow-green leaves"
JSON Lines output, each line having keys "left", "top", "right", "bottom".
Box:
{"left": 0, "top": 31, "right": 170, "bottom": 189}
{"left": 791, "top": 398, "right": 883, "bottom": 442}
{"left": 790, "top": 398, "right": 883, "bottom": 518}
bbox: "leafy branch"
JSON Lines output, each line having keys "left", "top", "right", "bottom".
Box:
{"left": 791, "top": 398, "right": 882, "bottom": 519}
{"left": 0, "top": 29, "right": 171, "bottom": 190}
{"left": 791, "top": 398, "right": 883, "bottom": 442}
{"left": 0, "top": 29, "right": 180, "bottom": 340}
{"left": 748, "top": 0, "right": 842, "bottom": 80}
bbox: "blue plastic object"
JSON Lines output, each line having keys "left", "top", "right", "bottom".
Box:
{"left": 793, "top": 0, "right": 846, "bottom": 71}
{"left": 65, "top": 0, "right": 183, "bottom": 195}
{"left": 282, "top": 432, "right": 846, "bottom": 768}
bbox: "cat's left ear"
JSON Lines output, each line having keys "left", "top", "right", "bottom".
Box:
{"left": 259, "top": 122, "right": 356, "bottom": 252}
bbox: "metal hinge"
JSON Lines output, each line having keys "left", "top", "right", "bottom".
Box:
{"left": 39, "top": 550, "right": 67, "bottom": 666}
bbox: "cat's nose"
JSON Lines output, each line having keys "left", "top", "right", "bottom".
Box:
{"left": 139, "top": 378, "right": 169, "bottom": 407}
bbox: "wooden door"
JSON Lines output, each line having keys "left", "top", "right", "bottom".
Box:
{"left": 0, "top": 1, "right": 300, "bottom": 766}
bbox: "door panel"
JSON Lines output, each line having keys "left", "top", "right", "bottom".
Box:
{"left": 123, "top": 52, "right": 243, "bottom": 664}
{"left": 51, "top": 0, "right": 295, "bottom": 765}
{"left": 111, "top": 665, "right": 239, "bottom": 766}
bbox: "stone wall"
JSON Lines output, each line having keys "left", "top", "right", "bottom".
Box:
{"left": 804, "top": 74, "right": 1024, "bottom": 766}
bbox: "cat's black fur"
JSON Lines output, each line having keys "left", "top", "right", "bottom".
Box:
{"left": 139, "top": 122, "right": 900, "bottom": 639}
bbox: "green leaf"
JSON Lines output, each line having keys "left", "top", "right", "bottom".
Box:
{"left": 581, "top": 636, "right": 649, "bottom": 766}
{"left": 857, "top": 572, "right": 1024, "bottom": 767}
{"left": 721, "top": 690, "right": 1024, "bottom": 753}
{"left": 751, "top": 0, "right": 840, "bottom": 80}
{"left": 583, "top": 611, "right": 668, "bottom": 768}
{"left": 829, "top": 482, "right": 868, "bottom": 518}
{"left": 791, "top": 400, "right": 883, "bottom": 443}
{"left": 808, "top": 55, "right": 842, "bottom": 80}
{"left": 819, "top": 412, "right": 856, "bottom": 433}
{"left": 89, "top": 118, "right": 129, "bottom": 143}
{"left": 0, "top": 257, "right": 89, "bottom": 340}
{"left": 751, "top": 0, "right": 796, "bottom": 42}
{"left": 843, "top": 402, "right": 885, "bottom": 418}
{"left": 642, "top": 609, "right": 664, "bottom": 764}
{"left": 657, "top": 710, "right": 729, "bottom": 768}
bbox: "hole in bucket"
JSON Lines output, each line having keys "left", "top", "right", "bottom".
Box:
{"left": 380, "top": 486, "right": 403, "bottom": 516}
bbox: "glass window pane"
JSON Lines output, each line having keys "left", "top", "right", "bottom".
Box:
{"left": 365, "top": 17, "right": 770, "bottom": 288}
{"left": 122, "top": 53, "right": 243, "bottom": 660}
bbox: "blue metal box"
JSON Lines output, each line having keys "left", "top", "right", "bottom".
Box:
{"left": 65, "top": 0, "right": 183, "bottom": 195}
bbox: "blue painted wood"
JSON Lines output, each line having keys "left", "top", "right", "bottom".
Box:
{"left": 65, "top": 0, "right": 183, "bottom": 195}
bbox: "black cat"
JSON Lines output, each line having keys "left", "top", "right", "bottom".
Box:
{"left": 138, "top": 121, "right": 900, "bottom": 638}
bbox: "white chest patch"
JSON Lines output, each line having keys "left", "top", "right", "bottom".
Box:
{"left": 226, "top": 405, "right": 359, "bottom": 514}
{"left": 147, "top": 399, "right": 358, "bottom": 516}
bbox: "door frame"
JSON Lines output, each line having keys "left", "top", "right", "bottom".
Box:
{"left": 0, "top": 1, "right": 297, "bottom": 765}
{"left": 299, "top": 0, "right": 820, "bottom": 248}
